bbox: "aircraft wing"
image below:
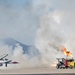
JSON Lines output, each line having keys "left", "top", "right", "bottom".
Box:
{"left": 0, "top": 54, "right": 8, "bottom": 60}
{"left": 0, "top": 60, "right": 11, "bottom": 63}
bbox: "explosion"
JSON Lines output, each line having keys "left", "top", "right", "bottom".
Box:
{"left": 61, "top": 46, "right": 73, "bottom": 57}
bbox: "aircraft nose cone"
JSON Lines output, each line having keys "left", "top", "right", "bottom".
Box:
{"left": 12, "top": 61, "right": 18, "bottom": 64}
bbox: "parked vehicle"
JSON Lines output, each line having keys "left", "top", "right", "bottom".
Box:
{"left": 56, "top": 58, "right": 75, "bottom": 69}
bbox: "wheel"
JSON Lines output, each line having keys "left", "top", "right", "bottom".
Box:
{"left": 63, "top": 67, "right": 65, "bottom": 69}
{"left": 74, "top": 62, "right": 75, "bottom": 68}
{"left": 66, "top": 66, "right": 68, "bottom": 69}
{"left": 60, "top": 66, "right": 62, "bottom": 69}
{"left": 56, "top": 64, "right": 59, "bottom": 69}
{"left": 70, "top": 65, "right": 73, "bottom": 69}
{"left": 0, "top": 63, "right": 3, "bottom": 66}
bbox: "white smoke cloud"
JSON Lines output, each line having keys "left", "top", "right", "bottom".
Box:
{"left": 0, "top": 43, "right": 43, "bottom": 69}
{"left": 0, "top": 0, "right": 75, "bottom": 68}
{"left": 35, "top": 10, "right": 75, "bottom": 66}
{"left": 0, "top": 44, "right": 12, "bottom": 59}
{"left": 0, "top": 2, "right": 38, "bottom": 45}
{"left": 0, "top": 10, "right": 74, "bottom": 68}
{"left": 0, "top": 0, "right": 75, "bottom": 45}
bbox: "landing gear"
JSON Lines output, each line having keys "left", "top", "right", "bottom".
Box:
{"left": 0, "top": 63, "right": 3, "bottom": 66}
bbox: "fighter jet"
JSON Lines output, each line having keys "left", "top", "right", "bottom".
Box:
{"left": 0, "top": 54, "right": 18, "bottom": 67}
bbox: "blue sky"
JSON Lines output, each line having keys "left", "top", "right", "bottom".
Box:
{"left": 0, "top": 0, "right": 30, "bottom": 7}
{"left": 0, "top": 0, "right": 75, "bottom": 45}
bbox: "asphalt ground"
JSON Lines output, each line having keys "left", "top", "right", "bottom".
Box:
{"left": 0, "top": 67, "right": 75, "bottom": 74}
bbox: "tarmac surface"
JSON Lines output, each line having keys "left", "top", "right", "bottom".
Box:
{"left": 0, "top": 67, "right": 75, "bottom": 74}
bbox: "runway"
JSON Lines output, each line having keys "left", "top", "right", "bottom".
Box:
{"left": 0, "top": 67, "right": 75, "bottom": 74}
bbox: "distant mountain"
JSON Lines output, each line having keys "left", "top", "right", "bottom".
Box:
{"left": 0, "top": 38, "right": 40, "bottom": 58}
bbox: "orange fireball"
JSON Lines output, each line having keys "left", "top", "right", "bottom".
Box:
{"left": 66, "top": 51, "right": 73, "bottom": 57}
{"left": 61, "top": 46, "right": 73, "bottom": 57}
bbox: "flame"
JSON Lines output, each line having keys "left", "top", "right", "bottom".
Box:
{"left": 50, "top": 61, "right": 58, "bottom": 67}
{"left": 66, "top": 51, "right": 73, "bottom": 57}
{"left": 61, "top": 46, "right": 73, "bottom": 57}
